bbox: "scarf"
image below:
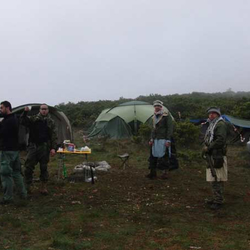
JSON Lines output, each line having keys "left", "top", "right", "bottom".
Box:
{"left": 204, "top": 117, "right": 224, "bottom": 145}
{"left": 153, "top": 110, "right": 164, "bottom": 128}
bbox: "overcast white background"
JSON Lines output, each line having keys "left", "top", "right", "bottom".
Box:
{"left": 0, "top": 0, "right": 249, "bottom": 107}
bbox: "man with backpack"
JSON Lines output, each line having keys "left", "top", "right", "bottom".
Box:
{"left": 0, "top": 101, "right": 27, "bottom": 204}
{"left": 20, "top": 104, "right": 57, "bottom": 195}
{"left": 202, "top": 107, "right": 228, "bottom": 210}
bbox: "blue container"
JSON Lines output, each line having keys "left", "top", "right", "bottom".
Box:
{"left": 68, "top": 144, "right": 74, "bottom": 152}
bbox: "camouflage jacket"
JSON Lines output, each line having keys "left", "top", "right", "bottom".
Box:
{"left": 151, "top": 112, "right": 173, "bottom": 141}
{"left": 20, "top": 111, "right": 57, "bottom": 150}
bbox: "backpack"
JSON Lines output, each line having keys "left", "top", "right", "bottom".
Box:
{"left": 224, "top": 120, "right": 244, "bottom": 144}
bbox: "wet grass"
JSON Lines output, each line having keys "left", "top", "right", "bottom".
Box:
{"left": 0, "top": 140, "right": 250, "bottom": 249}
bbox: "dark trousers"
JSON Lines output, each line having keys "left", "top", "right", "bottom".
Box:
{"left": 24, "top": 143, "right": 50, "bottom": 185}
{"left": 149, "top": 139, "right": 179, "bottom": 171}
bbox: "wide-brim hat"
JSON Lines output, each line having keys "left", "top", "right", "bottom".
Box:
{"left": 153, "top": 100, "right": 163, "bottom": 107}
{"left": 206, "top": 107, "right": 221, "bottom": 116}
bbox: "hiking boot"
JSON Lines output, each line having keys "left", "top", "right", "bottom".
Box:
{"left": 0, "top": 199, "right": 13, "bottom": 205}
{"left": 27, "top": 185, "right": 33, "bottom": 195}
{"left": 145, "top": 169, "right": 157, "bottom": 179}
{"left": 145, "top": 173, "right": 157, "bottom": 180}
{"left": 210, "top": 203, "right": 223, "bottom": 210}
{"left": 204, "top": 198, "right": 215, "bottom": 205}
{"left": 40, "top": 183, "right": 49, "bottom": 195}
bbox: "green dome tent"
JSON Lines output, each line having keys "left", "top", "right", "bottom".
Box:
{"left": 12, "top": 103, "right": 73, "bottom": 147}
{"left": 88, "top": 101, "right": 173, "bottom": 139}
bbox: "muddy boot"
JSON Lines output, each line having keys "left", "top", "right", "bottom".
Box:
{"left": 40, "top": 182, "right": 49, "bottom": 195}
{"left": 27, "top": 184, "right": 33, "bottom": 195}
{"left": 210, "top": 203, "right": 223, "bottom": 210}
{"left": 145, "top": 169, "right": 157, "bottom": 179}
{"left": 204, "top": 198, "right": 215, "bottom": 205}
{"left": 0, "top": 199, "right": 13, "bottom": 205}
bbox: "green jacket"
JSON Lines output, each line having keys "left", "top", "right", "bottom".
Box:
{"left": 20, "top": 111, "right": 57, "bottom": 150}
{"left": 207, "top": 120, "right": 227, "bottom": 154}
{"left": 151, "top": 112, "right": 173, "bottom": 141}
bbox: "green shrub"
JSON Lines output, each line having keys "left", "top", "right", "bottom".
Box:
{"left": 178, "top": 150, "right": 202, "bottom": 162}
{"left": 132, "top": 135, "right": 142, "bottom": 144}
{"left": 174, "top": 121, "right": 200, "bottom": 147}
{"left": 132, "top": 123, "right": 151, "bottom": 144}
{"left": 138, "top": 123, "right": 151, "bottom": 139}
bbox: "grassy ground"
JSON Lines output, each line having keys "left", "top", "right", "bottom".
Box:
{"left": 0, "top": 137, "right": 250, "bottom": 250}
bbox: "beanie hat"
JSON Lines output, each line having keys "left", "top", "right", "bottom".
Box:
{"left": 153, "top": 100, "right": 163, "bottom": 107}
{"left": 206, "top": 107, "right": 221, "bottom": 116}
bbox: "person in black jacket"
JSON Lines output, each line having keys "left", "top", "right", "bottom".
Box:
{"left": 0, "top": 101, "right": 27, "bottom": 204}
{"left": 20, "top": 104, "right": 57, "bottom": 195}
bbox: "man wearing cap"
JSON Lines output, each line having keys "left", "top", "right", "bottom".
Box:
{"left": 202, "top": 107, "right": 228, "bottom": 210}
{"left": 20, "top": 104, "right": 57, "bottom": 195}
{"left": 147, "top": 100, "right": 178, "bottom": 179}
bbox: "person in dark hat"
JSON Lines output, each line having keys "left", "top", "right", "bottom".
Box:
{"left": 147, "top": 100, "right": 178, "bottom": 179}
{"left": 202, "top": 107, "right": 228, "bottom": 210}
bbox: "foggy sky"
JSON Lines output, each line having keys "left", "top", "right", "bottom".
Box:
{"left": 0, "top": 0, "right": 250, "bottom": 107}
